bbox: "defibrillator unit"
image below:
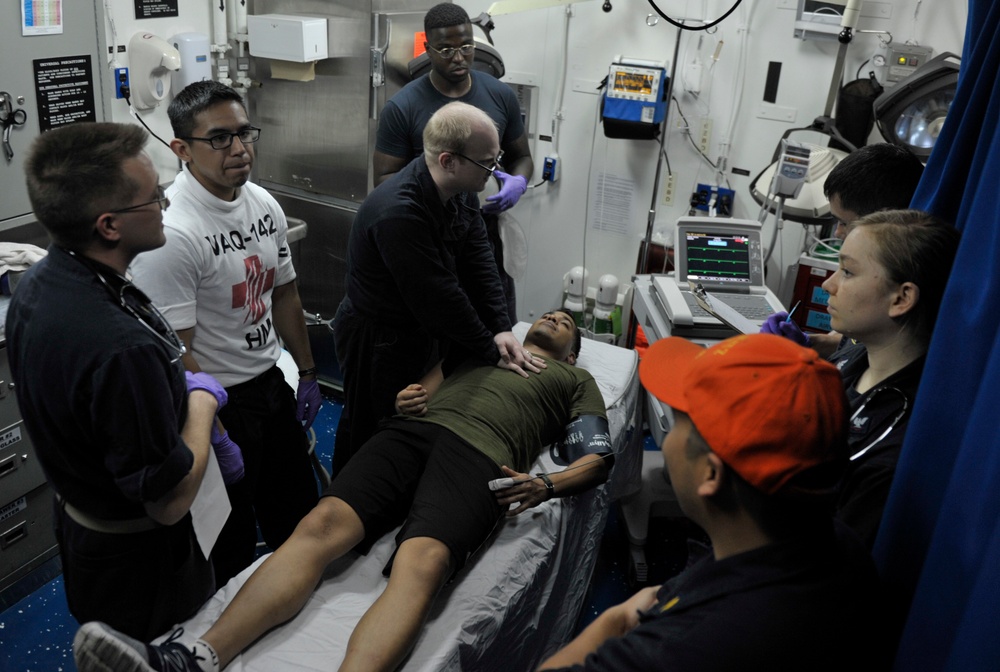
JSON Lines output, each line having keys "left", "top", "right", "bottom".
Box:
{"left": 601, "top": 59, "right": 669, "bottom": 140}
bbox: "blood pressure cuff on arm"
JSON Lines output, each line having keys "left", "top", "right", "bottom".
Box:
{"left": 555, "top": 415, "right": 615, "bottom": 467}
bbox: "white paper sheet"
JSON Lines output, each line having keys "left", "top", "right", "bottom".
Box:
{"left": 190, "top": 450, "right": 231, "bottom": 560}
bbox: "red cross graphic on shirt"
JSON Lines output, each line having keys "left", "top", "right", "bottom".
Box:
{"left": 231, "top": 255, "right": 275, "bottom": 324}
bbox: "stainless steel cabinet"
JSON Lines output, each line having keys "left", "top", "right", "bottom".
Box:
{"left": 0, "top": 345, "right": 58, "bottom": 595}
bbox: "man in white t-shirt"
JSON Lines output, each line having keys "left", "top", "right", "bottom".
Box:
{"left": 130, "top": 82, "right": 319, "bottom": 586}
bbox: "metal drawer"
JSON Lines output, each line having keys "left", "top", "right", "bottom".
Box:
{"left": 0, "top": 420, "right": 46, "bottom": 502}
{"left": 0, "top": 347, "right": 21, "bottom": 432}
{"left": 0, "top": 483, "right": 59, "bottom": 594}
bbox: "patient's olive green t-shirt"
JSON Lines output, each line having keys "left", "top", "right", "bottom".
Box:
{"left": 409, "top": 356, "right": 607, "bottom": 473}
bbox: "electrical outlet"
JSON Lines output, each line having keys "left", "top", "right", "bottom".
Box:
{"left": 663, "top": 173, "right": 677, "bottom": 206}
{"left": 698, "top": 117, "right": 712, "bottom": 154}
{"left": 692, "top": 183, "right": 736, "bottom": 214}
{"left": 542, "top": 155, "right": 559, "bottom": 182}
{"left": 114, "top": 67, "right": 130, "bottom": 99}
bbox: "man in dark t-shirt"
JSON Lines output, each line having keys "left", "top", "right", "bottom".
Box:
{"left": 374, "top": 2, "right": 534, "bottom": 327}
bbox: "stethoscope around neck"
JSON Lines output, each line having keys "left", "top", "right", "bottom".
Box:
{"left": 849, "top": 385, "right": 910, "bottom": 461}
{"left": 67, "top": 249, "right": 187, "bottom": 364}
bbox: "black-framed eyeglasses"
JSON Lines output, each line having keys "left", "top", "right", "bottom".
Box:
{"left": 180, "top": 126, "right": 261, "bottom": 150}
{"left": 109, "top": 186, "right": 170, "bottom": 213}
{"left": 450, "top": 149, "right": 504, "bottom": 175}
{"left": 426, "top": 43, "right": 476, "bottom": 59}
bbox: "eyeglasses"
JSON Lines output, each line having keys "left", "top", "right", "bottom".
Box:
{"left": 451, "top": 149, "right": 504, "bottom": 175}
{"left": 426, "top": 43, "right": 476, "bottom": 59}
{"left": 109, "top": 186, "right": 170, "bottom": 213}
{"left": 180, "top": 126, "right": 261, "bottom": 150}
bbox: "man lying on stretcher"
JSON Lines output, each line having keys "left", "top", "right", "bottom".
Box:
{"left": 75, "top": 310, "right": 615, "bottom": 672}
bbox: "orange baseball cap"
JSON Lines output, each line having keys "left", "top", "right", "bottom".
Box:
{"left": 639, "top": 334, "right": 849, "bottom": 497}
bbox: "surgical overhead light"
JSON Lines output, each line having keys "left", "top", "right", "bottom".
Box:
{"left": 874, "top": 52, "right": 960, "bottom": 161}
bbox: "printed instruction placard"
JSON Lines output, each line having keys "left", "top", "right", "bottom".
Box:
{"left": 33, "top": 55, "right": 97, "bottom": 131}
{"left": 133, "top": 0, "right": 179, "bottom": 19}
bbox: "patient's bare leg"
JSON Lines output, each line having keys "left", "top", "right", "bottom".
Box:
{"left": 339, "top": 536, "right": 452, "bottom": 672}
{"left": 204, "top": 496, "right": 365, "bottom": 668}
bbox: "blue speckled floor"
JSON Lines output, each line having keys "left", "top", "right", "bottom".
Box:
{"left": 0, "top": 401, "right": 685, "bottom": 671}
{"left": 0, "top": 575, "right": 77, "bottom": 671}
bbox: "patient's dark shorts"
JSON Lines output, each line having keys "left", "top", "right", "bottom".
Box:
{"left": 324, "top": 420, "right": 505, "bottom": 573}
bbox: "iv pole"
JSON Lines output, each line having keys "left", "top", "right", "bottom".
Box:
{"left": 626, "top": 20, "right": 683, "bottom": 348}
{"left": 637, "top": 21, "right": 683, "bottom": 276}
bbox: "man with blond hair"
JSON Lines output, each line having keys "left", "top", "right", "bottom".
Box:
{"left": 332, "top": 101, "right": 539, "bottom": 473}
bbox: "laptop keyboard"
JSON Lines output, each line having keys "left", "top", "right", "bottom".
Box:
{"left": 683, "top": 292, "right": 774, "bottom": 320}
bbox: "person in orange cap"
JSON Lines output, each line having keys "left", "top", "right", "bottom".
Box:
{"left": 538, "top": 333, "right": 892, "bottom": 671}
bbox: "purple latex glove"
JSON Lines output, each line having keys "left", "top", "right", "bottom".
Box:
{"left": 483, "top": 171, "right": 527, "bottom": 213}
{"left": 760, "top": 311, "right": 810, "bottom": 347}
{"left": 296, "top": 378, "right": 323, "bottom": 430}
{"left": 185, "top": 371, "right": 228, "bottom": 409}
{"left": 210, "top": 426, "right": 245, "bottom": 484}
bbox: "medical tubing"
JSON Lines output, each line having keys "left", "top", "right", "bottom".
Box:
{"left": 806, "top": 233, "right": 841, "bottom": 260}
{"left": 638, "top": 22, "right": 683, "bottom": 276}
{"left": 764, "top": 196, "right": 784, "bottom": 264}
{"left": 541, "top": 450, "right": 617, "bottom": 481}
{"left": 721, "top": 0, "right": 754, "bottom": 192}
{"left": 104, "top": 0, "right": 120, "bottom": 67}
{"left": 580, "top": 94, "right": 605, "bottom": 330}
{"left": 496, "top": 451, "right": 615, "bottom": 496}
{"left": 673, "top": 97, "right": 718, "bottom": 170}
{"left": 551, "top": 5, "right": 572, "bottom": 155}
{"left": 122, "top": 90, "right": 171, "bottom": 148}
{"left": 501, "top": 451, "right": 617, "bottom": 495}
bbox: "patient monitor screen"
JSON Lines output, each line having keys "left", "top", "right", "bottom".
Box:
{"left": 684, "top": 231, "right": 753, "bottom": 285}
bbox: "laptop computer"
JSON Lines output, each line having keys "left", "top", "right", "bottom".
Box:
{"left": 651, "top": 216, "right": 785, "bottom": 335}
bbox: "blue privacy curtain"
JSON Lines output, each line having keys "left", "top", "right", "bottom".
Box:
{"left": 873, "top": 0, "right": 1000, "bottom": 668}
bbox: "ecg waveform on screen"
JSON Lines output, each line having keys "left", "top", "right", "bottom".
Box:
{"left": 686, "top": 234, "right": 752, "bottom": 280}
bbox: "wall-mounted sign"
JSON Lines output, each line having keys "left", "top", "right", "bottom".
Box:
{"left": 22, "top": 0, "right": 64, "bottom": 36}
{"left": 134, "top": 0, "right": 179, "bottom": 19}
{"left": 33, "top": 55, "right": 97, "bottom": 132}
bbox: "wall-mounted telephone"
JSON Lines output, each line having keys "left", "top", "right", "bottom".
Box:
{"left": 651, "top": 272, "right": 693, "bottom": 327}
